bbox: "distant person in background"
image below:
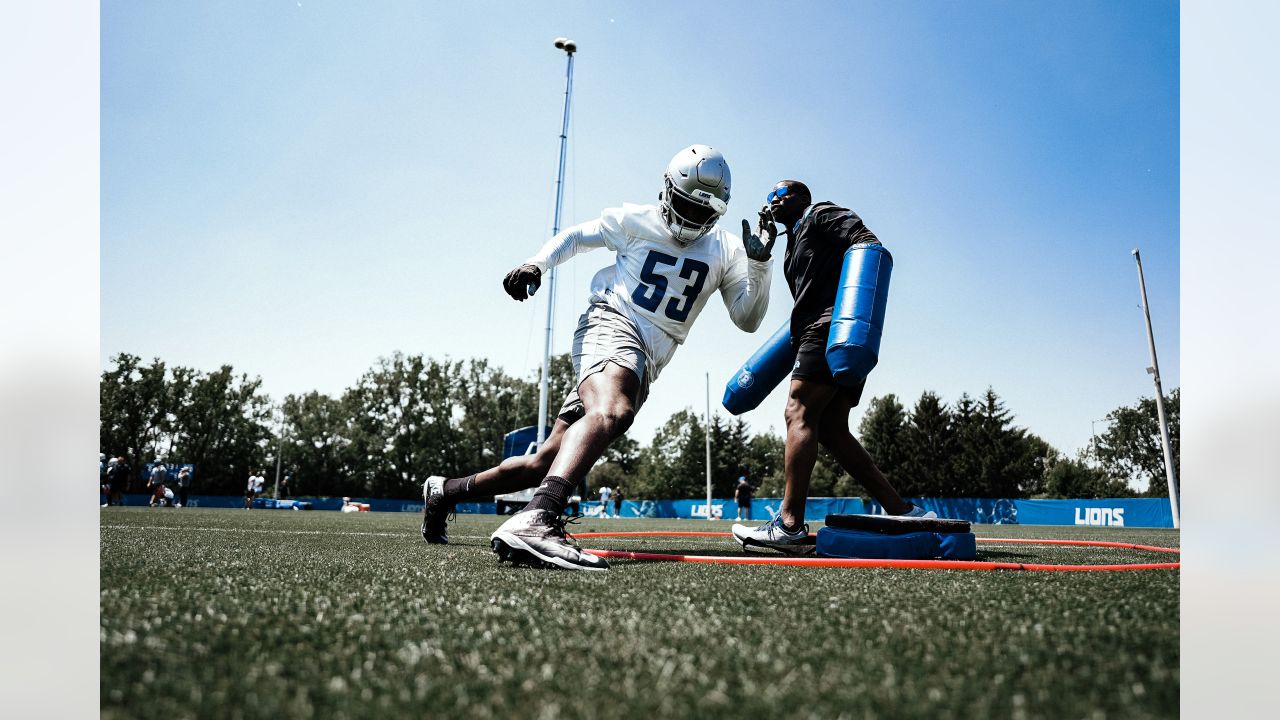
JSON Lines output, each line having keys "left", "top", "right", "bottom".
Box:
{"left": 176, "top": 467, "right": 192, "bottom": 508}
{"left": 613, "top": 487, "right": 624, "bottom": 518}
{"left": 279, "top": 473, "right": 291, "bottom": 499}
{"left": 147, "top": 461, "right": 167, "bottom": 508}
{"left": 115, "top": 456, "right": 132, "bottom": 503}
{"left": 100, "top": 454, "right": 108, "bottom": 506}
{"left": 245, "top": 469, "right": 264, "bottom": 509}
{"left": 102, "top": 455, "right": 116, "bottom": 506}
{"left": 598, "top": 485, "right": 612, "bottom": 518}
{"left": 734, "top": 476, "right": 753, "bottom": 521}
{"left": 105, "top": 456, "right": 125, "bottom": 506}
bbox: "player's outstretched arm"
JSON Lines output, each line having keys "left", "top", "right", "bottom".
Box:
{"left": 500, "top": 219, "right": 609, "bottom": 301}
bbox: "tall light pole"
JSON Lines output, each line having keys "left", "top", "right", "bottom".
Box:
{"left": 1132, "top": 248, "right": 1179, "bottom": 529}
{"left": 535, "top": 37, "right": 577, "bottom": 448}
{"left": 273, "top": 405, "right": 285, "bottom": 501}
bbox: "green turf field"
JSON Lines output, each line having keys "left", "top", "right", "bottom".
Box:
{"left": 101, "top": 508, "right": 1179, "bottom": 719}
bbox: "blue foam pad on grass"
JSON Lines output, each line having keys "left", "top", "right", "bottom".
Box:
{"left": 938, "top": 531, "right": 976, "bottom": 559}
{"left": 816, "top": 527, "right": 976, "bottom": 560}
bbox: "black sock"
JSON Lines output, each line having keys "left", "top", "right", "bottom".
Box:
{"left": 443, "top": 474, "right": 476, "bottom": 500}
{"left": 524, "top": 475, "right": 574, "bottom": 514}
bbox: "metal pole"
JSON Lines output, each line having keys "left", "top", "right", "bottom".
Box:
{"left": 1131, "top": 249, "right": 1179, "bottom": 529}
{"left": 705, "top": 372, "right": 713, "bottom": 520}
{"left": 273, "top": 409, "right": 284, "bottom": 501}
{"left": 536, "top": 39, "right": 576, "bottom": 447}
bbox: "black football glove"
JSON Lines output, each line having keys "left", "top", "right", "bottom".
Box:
{"left": 502, "top": 263, "right": 542, "bottom": 301}
{"left": 742, "top": 206, "right": 777, "bottom": 262}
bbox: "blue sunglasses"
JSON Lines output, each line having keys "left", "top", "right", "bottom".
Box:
{"left": 766, "top": 185, "right": 790, "bottom": 203}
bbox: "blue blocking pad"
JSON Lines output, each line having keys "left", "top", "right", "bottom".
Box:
{"left": 816, "top": 526, "right": 977, "bottom": 560}
{"left": 826, "top": 243, "right": 893, "bottom": 386}
{"left": 937, "top": 532, "right": 977, "bottom": 560}
{"left": 722, "top": 320, "right": 797, "bottom": 415}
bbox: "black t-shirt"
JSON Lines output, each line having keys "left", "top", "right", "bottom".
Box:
{"left": 782, "top": 202, "right": 880, "bottom": 338}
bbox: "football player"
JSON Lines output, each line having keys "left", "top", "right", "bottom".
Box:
{"left": 422, "top": 145, "right": 777, "bottom": 571}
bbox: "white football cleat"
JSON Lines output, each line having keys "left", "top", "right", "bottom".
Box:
{"left": 731, "top": 516, "right": 816, "bottom": 555}
{"left": 490, "top": 509, "right": 609, "bottom": 571}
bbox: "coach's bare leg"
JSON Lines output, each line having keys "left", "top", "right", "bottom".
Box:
{"left": 816, "top": 393, "right": 913, "bottom": 515}
{"left": 780, "top": 379, "right": 838, "bottom": 529}
{"left": 545, "top": 363, "right": 640, "bottom": 484}
{"left": 462, "top": 417, "right": 575, "bottom": 497}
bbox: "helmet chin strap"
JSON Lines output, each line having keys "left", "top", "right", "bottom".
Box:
{"left": 667, "top": 222, "right": 702, "bottom": 245}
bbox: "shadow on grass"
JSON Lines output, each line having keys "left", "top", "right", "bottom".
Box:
{"left": 975, "top": 549, "right": 1037, "bottom": 561}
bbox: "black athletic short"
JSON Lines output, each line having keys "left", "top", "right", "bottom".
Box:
{"left": 791, "top": 319, "right": 866, "bottom": 406}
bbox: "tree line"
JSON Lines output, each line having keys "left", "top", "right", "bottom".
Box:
{"left": 100, "top": 352, "right": 1178, "bottom": 500}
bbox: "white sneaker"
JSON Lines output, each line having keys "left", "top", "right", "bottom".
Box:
{"left": 731, "top": 516, "right": 816, "bottom": 555}
{"left": 901, "top": 504, "right": 938, "bottom": 519}
{"left": 490, "top": 509, "right": 609, "bottom": 571}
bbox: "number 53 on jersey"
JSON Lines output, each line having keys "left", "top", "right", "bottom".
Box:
{"left": 630, "top": 250, "right": 710, "bottom": 323}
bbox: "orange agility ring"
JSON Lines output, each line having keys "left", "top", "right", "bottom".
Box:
{"left": 573, "top": 531, "right": 1180, "bottom": 571}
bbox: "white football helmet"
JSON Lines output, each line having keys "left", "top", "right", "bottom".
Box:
{"left": 659, "top": 144, "right": 731, "bottom": 244}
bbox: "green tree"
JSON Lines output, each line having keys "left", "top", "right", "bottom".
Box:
{"left": 343, "top": 353, "right": 464, "bottom": 497}
{"left": 900, "top": 391, "right": 955, "bottom": 496}
{"left": 1095, "top": 389, "right": 1179, "bottom": 497}
{"left": 280, "top": 391, "right": 354, "bottom": 498}
{"left": 709, "top": 415, "right": 752, "bottom": 498}
{"left": 454, "top": 359, "right": 537, "bottom": 476}
{"left": 857, "top": 394, "right": 909, "bottom": 487}
{"left": 945, "top": 388, "right": 1053, "bottom": 498}
{"left": 99, "top": 354, "right": 171, "bottom": 478}
{"left": 102, "top": 355, "right": 273, "bottom": 494}
{"left": 1041, "top": 453, "right": 1137, "bottom": 499}
{"left": 635, "top": 409, "right": 706, "bottom": 499}
{"left": 947, "top": 393, "right": 983, "bottom": 496}
{"left": 169, "top": 365, "right": 274, "bottom": 495}
{"left": 744, "top": 431, "right": 785, "bottom": 497}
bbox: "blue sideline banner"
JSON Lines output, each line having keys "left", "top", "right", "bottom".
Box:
{"left": 620, "top": 497, "right": 1172, "bottom": 528}
{"left": 891, "top": 498, "right": 1173, "bottom": 529}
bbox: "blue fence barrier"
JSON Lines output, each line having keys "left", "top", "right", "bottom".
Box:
{"left": 105, "top": 495, "right": 1174, "bottom": 528}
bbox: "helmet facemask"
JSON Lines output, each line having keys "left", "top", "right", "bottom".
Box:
{"left": 660, "top": 175, "right": 729, "bottom": 245}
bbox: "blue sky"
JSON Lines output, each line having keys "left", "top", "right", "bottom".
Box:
{"left": 101, "top": 1, "right": 1179, "bottom": 466}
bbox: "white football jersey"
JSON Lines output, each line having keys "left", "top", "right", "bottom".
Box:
{"left": 527, "top": 203, "right": 771, "bottom": 381}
